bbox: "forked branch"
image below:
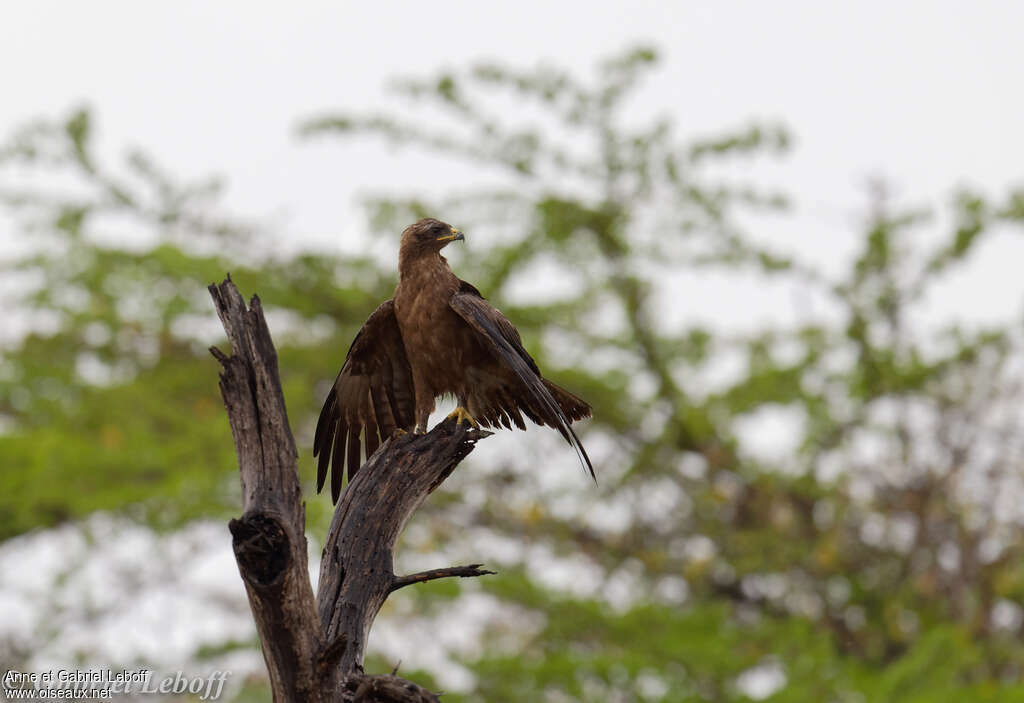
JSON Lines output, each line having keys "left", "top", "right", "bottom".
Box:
{"left": 209, "top": 276, "right": 494, "bottom": 702}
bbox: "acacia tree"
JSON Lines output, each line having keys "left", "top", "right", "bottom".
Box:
{"left": 2, "top": 46, "right": 1024, "bottom": 701}
{"left": 299, "top": 47, "right": 1024, "bottom": 699}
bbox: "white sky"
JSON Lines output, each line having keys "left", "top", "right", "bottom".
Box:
{"left": 2, "top": 1, "right": 1023, "bottom": 329}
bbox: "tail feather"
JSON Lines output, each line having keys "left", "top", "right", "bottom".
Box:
{"left": 543, "top": 379, "right": 592, "bottom": 423}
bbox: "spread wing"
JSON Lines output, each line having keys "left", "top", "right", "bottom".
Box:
{"left": 448, "top": 286, "right": 594, "bottom": 479}
{"left": 313, "top": 300, "right": 414, "bottom": 502}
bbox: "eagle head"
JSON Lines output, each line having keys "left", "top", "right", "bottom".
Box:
{"left": 400, "top": 218, "right": 464, "bottom": 256}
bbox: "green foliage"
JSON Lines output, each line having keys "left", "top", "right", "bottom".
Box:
{"left": 4, "top": 47, "right": 1024, "bottom": 701}
{"left": 0, "top": 110, "right": 396, "bottom": 536}
{"left": 298, "top": 46, "right": 1024, "bottom": 700}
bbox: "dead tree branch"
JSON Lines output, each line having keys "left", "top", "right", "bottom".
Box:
{"left": 317, "top": 422, "right": 492, "bottom": 675}
{"left": 390, "top": 565, "right": 496, "bottom": 594}
{"left": 209, "top": 276, "right": 493, "bottom": 702}
{"left": 209, "top": 277, "right": 324, "bottom": 702}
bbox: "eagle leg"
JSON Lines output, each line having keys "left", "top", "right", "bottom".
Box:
{"left": 446, "top": 406, "right": 480, "bottom": 429}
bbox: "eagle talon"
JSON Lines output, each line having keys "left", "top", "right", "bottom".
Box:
{"left": 447, "top": 406, "right": 479, "bottom": 428}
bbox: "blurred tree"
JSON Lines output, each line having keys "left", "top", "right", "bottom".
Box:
{"left": 2, "top": 46, "right": 1024, "bottom": 701}
{"left": 0, "top": 109, "right": 391, "bottom": 535}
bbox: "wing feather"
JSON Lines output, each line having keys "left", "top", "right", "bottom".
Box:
{"left": 449, "top": 290, "right": 594, "bottom": 479}
{"left": 371, "top": 384, "right": 396, "bottom": 439}
{"left": 330, "top": 417, "right": 347, "bottom": 503}
{"left": 346, "top": 424, "right": 361, "bottom": 484}
{"left": 364, "top": 389, "right": 381, "bottom": 460}
{"left": 315, "top": 391, "right": 337, "bottom": 494}
{"left": 313, "top": 389, "right": 336, "bottom": 464}
{"left": 312, "top": 300, "right": 414, "bottom": 502}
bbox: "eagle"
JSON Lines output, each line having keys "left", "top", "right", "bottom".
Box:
{"left": 313, "top": 218, "right": 593, "bottom": 502}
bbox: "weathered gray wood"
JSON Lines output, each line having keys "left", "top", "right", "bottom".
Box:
{"left": 209, "top": 276, "right": 493, "bottom": 701}
{"left": 349, "top": 673, "right": 443, "bottom": 702}
{"left": 210, "top": 276, "right": 325, "bottom": 702}
{"left": 317, "top": 418, "right": 492, "bottom": 675}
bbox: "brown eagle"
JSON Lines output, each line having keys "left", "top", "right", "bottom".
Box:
{"left": 313, "top": 218, "right": 593, "bottom": 502}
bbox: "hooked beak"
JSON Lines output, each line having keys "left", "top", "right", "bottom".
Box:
{"left": 436, "top": 226, "right": 464, "bottom": 243}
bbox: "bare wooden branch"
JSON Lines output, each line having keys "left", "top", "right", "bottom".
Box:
{"left": 348, "top": 673, "right": 441, "bottom": 703}
{"left": 210, "top": 276, "right": 495, "bottom": 701}
{"left": 390, "top": 565, "right": 497, "bottom": 594}
{"left": 317, "top": 418, "right": 493, "bottom": 675}
{"left": 209, "top": 276, "right": 325, "bottom": 702}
